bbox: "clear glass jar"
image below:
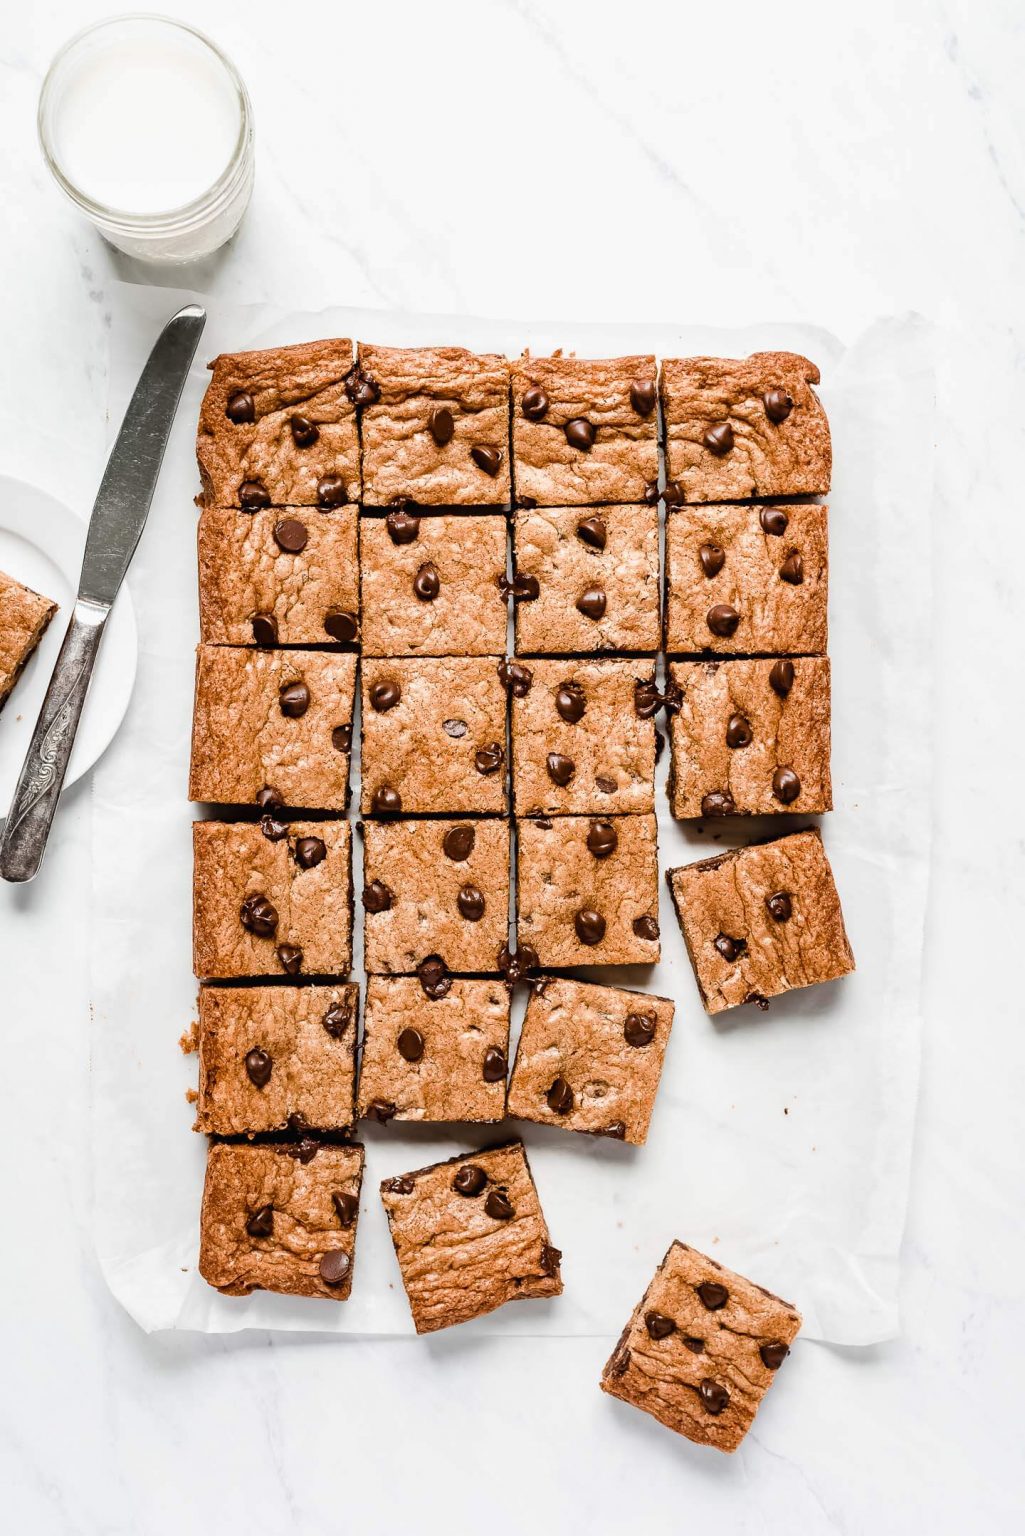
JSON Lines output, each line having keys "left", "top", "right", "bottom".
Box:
{"left": 38, "top": 14, "right": 254, "bottom": 262}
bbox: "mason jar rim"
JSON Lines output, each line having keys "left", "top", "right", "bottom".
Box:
{"left": 37, "top": 12, "right": 253, "bottom": 234}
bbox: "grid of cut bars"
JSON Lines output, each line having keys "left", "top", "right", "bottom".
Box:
{"left": 187, "top": 338, "right": 839, "bottom": 1331}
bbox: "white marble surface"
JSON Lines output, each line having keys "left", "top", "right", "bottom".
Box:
{"left": 1, "top": 1, "right": 1022, "bottom": 1529}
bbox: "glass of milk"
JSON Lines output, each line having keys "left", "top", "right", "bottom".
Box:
{"left": 38, "top": 15, "right": 254, "bottom": 262}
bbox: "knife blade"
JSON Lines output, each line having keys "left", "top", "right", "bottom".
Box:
{"left": 0, "top": 302, "right": 206, "bottom": 883}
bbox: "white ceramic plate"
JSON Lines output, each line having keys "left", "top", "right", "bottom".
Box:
{"left": 0, "top": 474, "right": 138, "bottom": 818}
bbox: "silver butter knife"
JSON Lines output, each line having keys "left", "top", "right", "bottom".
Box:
{"left": 0, "top": 302, "right": 206, "bottom": 883}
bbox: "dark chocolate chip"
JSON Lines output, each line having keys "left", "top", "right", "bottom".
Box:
{"left": 603, "top": 1121, "right": 627, "bottom": 1140}
{"left": 322, "top": 1001, "right": 350, "bottom": 1038}
{"left": 772, "top": 766, "right": 802, "bottom": 804}
{"left": 371, "top": 784, "right": 402, "bottom": 814}
{"left": 442, "top": 824, "right": 475, "bottom": 861}
{"left": 546, "top": 752, "right": 576, "bottom": 786}
{"left": 521, "top": 385, "right": 549, "bottom": 420}
{"left": 397, "top": 1027, "right": 425, "bottom": 1063}
{"left": 240, "top": 893, "right": 278, "bottom": 937}
{"left": 633, "top": 915, "right": 659, "bottom": 941}
{"left": 575, "top": 908, "right": 606, "bottom": 946}
{"left": 332, "top": 725, "right": 352, "bottom": 752}
{"left": 386, "top": 509, "right": 420, "bottom": 544}
{"left": 324, "top": 610, "right": 359, "bottom": 643}
{"left": 663, "top": 480, "right": 685, "bottom": 506}
{"left": 290, "top": 413, "right": 319, "bottom": 447}
{"left": 624, "top": 1013, "right": 656, "bottom": 1047}
{"left": 251, "top": 612, "right": 278, "bottom": 647}
{"left": 780, "top": 552, "right": 804, "bottom": 584}
{"left": 630, "top": 378, "right": 656, "bottom": 416}
{"left": 540, "top": 1243, "right": 561, "bottom": 1276}
{"left": 276, "top": 943, "right": 303, "bottom": 975}
{"left": 703, "top": 421, "right": 734, "bottom": 456}
{"left": 546, "top": 1076, "right": 574, "bottom": 1114}
{"left": 382, "top": 1173, "right": 413, "bottom": 1192}
{"left": 345, "top": 366, "right": 379, "bottom": 405}
{"left": 610, "top": 1346, "right": 631, "bottom": 1377}
{"left": 760, "top": 506, "right": 789, "bottom": 536}
{"left": 294, "top": 835, "right": 327, "bottom": 869}
{"left": 576, "top": 585, "right": 606, "bottom": 620}
{"left": 246, "top": 1204, "right": 274, "bottom": 1237}
{"left": 586, "top": 819, "right": 618, "bottom": 859}
{"left": 256, "top": 785, "right": 284, "bottom": 811}
{"left": 369, "top": 679, "right": 400, "bottom": 712}
{"left": 645, "top": 1311, "right": 676, "bottom": 1340}
{"left": 565, "top": 417, "right": 595, "bottom": 451}
{"left": 763, "top": 387, "right": 793, "bottom": 424}
{"left": 497, "top": 943, "right": 538, "bottom": 983}
{"left": 766, "top": 891, "right": 793, "bottom": 922}
{"left": 482, "top": 1046, "right": 507, "bottom": 1082}
{"left": 683, "top": 1336, "right": 705, "bottom": 1354}
{"left": 634, "top": 677, "right": 660, "bottom": 718}
{"left": 443, "top": 718, "right": 467, "bottom": 737}
{"left": 699, "top": 543, "right": 726, "bottom": 579}
{"left": 226, "top": 390, "right": 255, "bottom": 424}
{"left": 516, "top": 494, "right": 538, "bottom": 510}
{"left": 417, "top": 954, "right": 451, "bottom": 1000}
{"left": 555, "top": 681, "right": 586, "bottom": 723}
{"left": 279, "top": 680, "right": 310, "bottom": 718}
{"left": 643, "top": 479, "right": 660, "bottom": 505}
{"left": 260, "top": 814, "right": 288, "bottom": 841}
{"left": 287, "top": 1136, "right": 321, "bottom": 1164}
{"left": 475, "top": 743, "right": 504, "bottom": 775}
{"left": 726, "top": 713, "right": 753, "bottom": 749}
{"left": 319, "top": 1250, "right": 351, "bottom": 1286}
{"left": 363, "top": 880, "right": 393, "bottom": 913}
{"left": 498, "top": 572, "right": 540, "bottom": 602}
{"left": 498, "top": 658, "right": 533, "bottom": 697}
{"left": 428, "top": 405, "right": 455, "bottom": 446}
{"left": 317, "top": 475, "right": 347, "bottom": 509}
{"left": 655, "top": 728, "right": 665, "bottom": 763}
{"left": 707, "top": 603, "right": 740, "bottom": 637}
{"left": 333, "top": 1192, "right": 359, "bottom": 1227}
{"left": 697, "top": 1281, "right": 729, "bottom": 1310}
{"left": 457, "top": 884, "right": 485, "bottom": 921}
{"left": 366, "top": 1099, "right": 397, "bottom": 1124}
{"left": 576, "top": 515, "right": 607, "bottom": 550}
{"left": 244, "top": 1047, "right": 272, "bottom": 1087}
{"left": 239, "top": 479, "right": 270, "bottom": 510}
{"left": 413, "top": 562, "right": 440, "bottom": 601}
{"left": 769, "top": 658, "right": 795, "bottom": 697}
{"left": 700, "top": 790, "right": 736, "bottom": 818}
{"left": 453, "top": 1164, "right": 487, "bottom": 1196}
{"left": 714, "top": 933, "right": 746, "bottom": 962}
{"left": 471, "top": 445, "right": 503, "bottom": 476}
{"left": 699, "top": 1379, "right": 730, "bottom": 1415}
{"left": 484, "top": 1190, "right": 514, "bottom": 1221}
{"left": 760, "top": 1341, "right": 790, "bottom": 1370}
{"left": 595, "top": 775, "right": 617, "bottom": 794}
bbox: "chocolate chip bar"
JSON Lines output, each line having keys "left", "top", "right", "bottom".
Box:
{"left": 0, "top": 568, "right": 57, "bottom": 712}
{"left": 199, "top": 1140, "right": 364, "bottom": 1299}
{"left": 666, "top": 828, "right": 854, "bottom": 1013}
{"left": 360, "top": 656, "right": 507, "bottom": 816}
{"left": 197, "top": 505, "right": 360, "bottom": 647}
{"left": 660, "top": 351, "right": 831, "bottom": 503}
{"left": 516, "top": 814, "right": 660, "bottom": 967}
{"left": 357, "top": 977, "right": 510, "bottom": 1125}
{"left": 512, "top": 504, "right": 660, "bottom": 656}
{"left": 664, "top": 503, "right": 828, "bottom": 657}
{"left": 508, "top": 977, "right": 674, "bottom": 1145}
{"left": 362, "top": 816, "right": 510, "bottom": 975}
{"left": 359, "top": 511, "right": 508, "bottom": 656}
{"left": 192, "top": 818, "right": 352, "bottom": 980}
{"left": 601, "top": 1241, "right": 802, "bottom": 1452}
{"left": 666, "top": 658, "right": 831, "bottom": 818}
{"left": 189, "top": 646, "right": 356, "bottom": 811}
{"left": 198, "top": 339, "right": 361, "bottom": 509}
{"left": 511, "top": 354, "right": 659, "bottom": 507}
{"left": 358, "top": 344, "right": 511, "bottom": 507}
{"left": 511, "top": 658, "right": 658, "bottom": 816}
{"left": 194, "top": 983, "right": 358, "bottom": 1135}
{"left": 380, "top": 1140, "right": 562, "bottom": 1333}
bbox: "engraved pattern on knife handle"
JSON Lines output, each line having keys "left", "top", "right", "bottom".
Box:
{"left": 6, "top": 656, "right": 93, "bottom": 834}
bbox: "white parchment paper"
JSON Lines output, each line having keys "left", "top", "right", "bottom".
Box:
{"left": 91, "top": 285, "right": 934, "bottom": 1342}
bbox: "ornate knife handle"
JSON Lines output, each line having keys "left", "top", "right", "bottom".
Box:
{"left": 0, "top": 600, "right": 107, "bottom": 883}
